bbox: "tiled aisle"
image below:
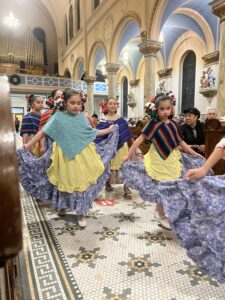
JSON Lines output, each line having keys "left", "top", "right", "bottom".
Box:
{"left": 20, "top": 186, "right": 225, "bottom": 300}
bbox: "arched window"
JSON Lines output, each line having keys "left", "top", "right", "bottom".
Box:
{"left": 33, "top": 28, "right": 47, "bottom": 66}
{"left": 76, "top": 0, "right": 80, "bottom": 31}
{"left": 69, "top": 5, "right": 74, "bottom": 40}
{"left": 64, "top": 69, "right": 71, "bottom": 78}
{"left": 181, "top": 51, "right": 196, "bottom": 112}
{"left": 94, "top": 0, "right": 100, "bottom": 9}
{"left": 122, "top": 77, "right": 128, "bottom": 118}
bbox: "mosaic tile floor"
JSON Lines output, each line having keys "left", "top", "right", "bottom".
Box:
{"left": 20, "top": 185, "right": 225, "bottom": 300}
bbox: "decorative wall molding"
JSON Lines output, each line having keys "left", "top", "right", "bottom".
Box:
{"left": 157, "top": 68, "right": 173, "bottom": 79}
{"left": 202, "top": 51, "right": 219, "bottom": 65}
{"left": 2, "top": 73, "right": 110, "bottom": 95}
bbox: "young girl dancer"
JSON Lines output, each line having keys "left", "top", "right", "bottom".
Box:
{"left": 39, "top": 89, "right": 63, "bottom": 130}
{"left": 18, "top": 89, "right": 119, "bottom": 227}
{"left": 95, "top": 97, "right": 133, "bottom": 199}
{"left": 158, "top": 137, "right": 225, "bottom": 283}
{"left": 20, "top": 94, "right": 43, "bottom": 156}
{"left": 120, "top": 93, "right": 205, "bottom": 229}
{"left": 38, "top": 89, "right": 64, "bottom": 153}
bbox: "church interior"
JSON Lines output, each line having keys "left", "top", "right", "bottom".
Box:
{"left": 1, "top": 0, "right": 225, "bottom": 299}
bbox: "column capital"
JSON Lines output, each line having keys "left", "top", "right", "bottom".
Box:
{"left": 129, "top": 79, "right": 140, "bottom": 87}
{"left": 210, "top": 0, "right": 225, "bottom": 21}
{"left": 105, "top": 63, "right": 120, "bottom": 74}
{"left": 84, "top": 76, "right": 96, "bottom": 84}
{"left": 138, "top": 40, "right": 162, "bottom": 57}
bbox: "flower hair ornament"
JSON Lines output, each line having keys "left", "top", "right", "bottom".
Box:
{"left": 45, "top": 94, "right": 65, "bottom": 115}
{"left": 99, "top": 99, "right": 109, "bottom": 114}
{"left": 144, "top": 97, "right": 156, "bottom": 118}
{"left": 144, "top": 91, "right": 176, "bottom": 118}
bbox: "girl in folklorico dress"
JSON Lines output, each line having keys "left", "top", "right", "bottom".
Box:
{"left": 158, "top": 137, "right": 225, "bottom": 283}
{"left": 38, "top": 89, "right": 63, "bottom": 153}
{"left": 20, "top": 94, "right": 43, "bottom": 156}
{"left": 119, "top": 93, "right": 206, "bottom": 229}
{"left": 39, "top": 89, "right": 63, "bottom": 130}
{"left": 95, "top": 97, "right": 133, "bottom": 199}
{"left": 18, "top": 89, "right": 119, "bottom": 227}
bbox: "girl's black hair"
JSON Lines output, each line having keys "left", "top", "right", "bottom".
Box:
{"left": 51, "top": 89, "right": 62, "bottom": 99}
{"left": 154, "top": 93, "right": 171, "bottom": 108}
{"left": 63, "top": 89, "right": 81, "bottom": 103}
{"left": 27, "top": 94, "right": 40, "bottom": 111}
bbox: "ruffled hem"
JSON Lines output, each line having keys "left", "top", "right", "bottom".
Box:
{"left": 48, "top": 164, "right": 104, "bottom": 193}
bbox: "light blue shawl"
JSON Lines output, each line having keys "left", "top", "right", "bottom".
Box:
{"left": 43, "top": 112, "right": 98, "bottom": 160}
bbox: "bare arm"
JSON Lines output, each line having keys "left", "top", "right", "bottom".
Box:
{"left": 180, "top": 140, "right": 204, "bottom": 158}
{"left": 24, "top": 130, "right": 46, "bottom": 151}
{"left": 39, "top": 136, "right": 46, "bottom": 153}
{"left": 123, "top": 134, "right": 145, "bottom": 161}
{"left": 185, "top": 147, "right": 225, "bottom": 180}
{"left": 22, "top": 133, "right": 29, "bottom": 145}
{"left": 96, "top": 124, "right": 115, "bottom": 136}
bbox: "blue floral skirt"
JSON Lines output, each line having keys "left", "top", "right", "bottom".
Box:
{"left": 159, "top": 175, "right": 225, "bottom": 283}
{"left": 119, "top": 153, "right": 209, "bottom": 203}
{"left": 18, "top": 127, "right": 119, "bottom": 215}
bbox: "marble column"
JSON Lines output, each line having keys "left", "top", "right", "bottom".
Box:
{"left": 84, "top": 76, "right": 95, "bottom": 115}
{"left": 138, "top": 40, "right": 161, "bottom": 103}
{"left": 210, "top": 0, "right": 225, "bottom": 116}
{"left": 105, "top": 63, "right": 120, "bottom": 98}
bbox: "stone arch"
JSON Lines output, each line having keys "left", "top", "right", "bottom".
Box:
{"left": 88, "top": 40, "right": 107, "bottom": 76}
{"left": 64, "top": 68, "right": 72, "bottom": 78}
{"left": 110, "top": 12, "right": 141, "bottom": 63}
{"left": 149, "top": 0, "right": 167, "bottom": 40}
{"left": 73, "top": 57, "right": 85, "bottom": 79}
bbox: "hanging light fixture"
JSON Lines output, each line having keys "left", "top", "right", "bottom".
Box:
{"left": 3, "top": 12, "right": 19, "bottom": 26}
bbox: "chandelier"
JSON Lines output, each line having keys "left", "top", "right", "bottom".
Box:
{"left": 3, "top": 12, "right": 19, "bottom": 26}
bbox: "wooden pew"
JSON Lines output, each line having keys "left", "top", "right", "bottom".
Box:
{"left": 0, "top": 76, "right": 22, "bottom": 300}
{"left": 129, "top": 119, "right": 150, "bottom": 154}
{"left": 204, "top": 119, "right": 225, "bottom": 175}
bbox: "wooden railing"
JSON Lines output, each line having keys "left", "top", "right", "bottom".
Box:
{"left": 0, "top": 76, "right": 22, "bottom": 300}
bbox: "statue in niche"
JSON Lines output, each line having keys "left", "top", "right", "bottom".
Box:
{"left": 156, "top": 81, "right": 167, "bottom": 94}
{"left": 127, "top": 91, "right": 136, "bottom": 107}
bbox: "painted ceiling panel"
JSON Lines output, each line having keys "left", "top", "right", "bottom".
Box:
{"left": 94, "top": 47, "right": 105, "bottom": 72}
{"left": 160, "top": 0, "right": 189, "bottom": 31}
{"left": 118, "top": 21, "right": 140, "bottom": 56}
{"left": 181, "top": 0, "right": 219, "bottom": 48}
{"left": 161, "top": 26, "right": 187, "bottom": 66}
{"left": 120, "top": 42, "right": 142, "bottom": 77}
